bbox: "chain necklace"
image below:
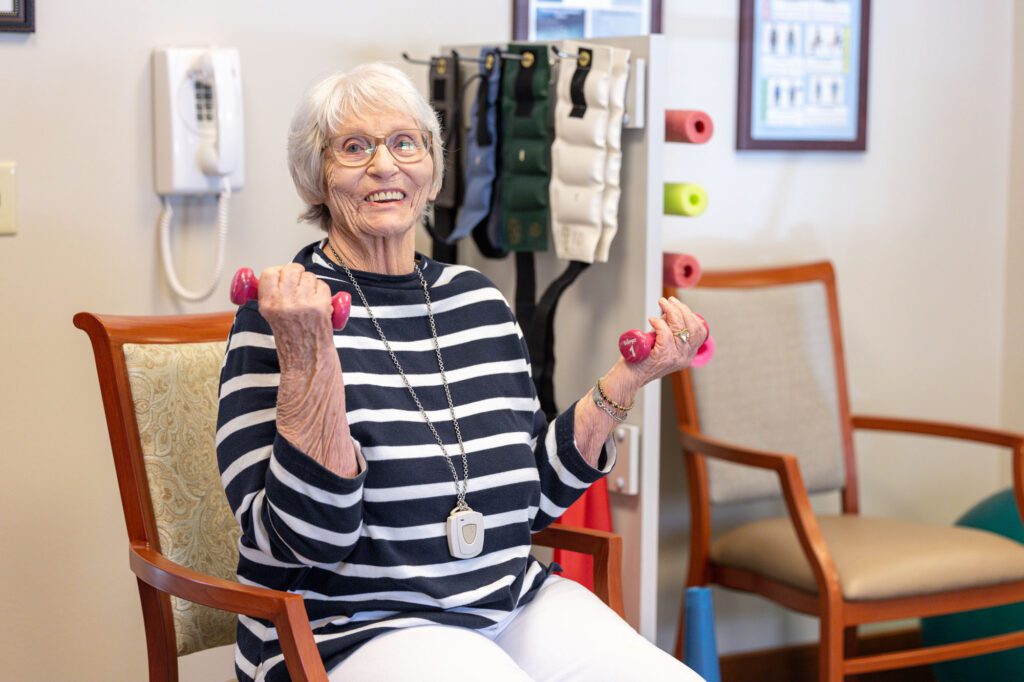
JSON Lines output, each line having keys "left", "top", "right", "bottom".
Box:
{"left": 325, "top": 240, "right": 484, "bottom": 559}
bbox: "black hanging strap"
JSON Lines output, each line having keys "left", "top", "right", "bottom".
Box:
{"left": 426, "top": 52, "right": 461, "bottom": 263}
{"left": 525, "top": 261, "right": 591, "bottom": 420}
{"left": 569, "top": 48, "right": 593, "bottom": 119}
{"left": 514, "top": 251, "right": 537, "bottom": 330}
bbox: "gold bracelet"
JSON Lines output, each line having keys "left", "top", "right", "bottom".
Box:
{"left": 596, "top": 377, "right": 634, "bottom": 413}
{"left": 592, "top": 390, "right": 628, "bottom": 423}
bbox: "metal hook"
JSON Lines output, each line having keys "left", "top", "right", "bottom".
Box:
{"left": 401, "top": 51, "right": 436, "bottom": 66}
{"left": 550, "top": 45, "right": 580, "bottom": 60}
{"left": 451, "top": 49, "right": 485, "bottom": 65}
{"left": 451, "top": 48, "right": 526, "bottom": 64}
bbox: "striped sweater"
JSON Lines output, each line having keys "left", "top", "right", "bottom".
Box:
{"left": 216, "top": 242, "right": 613, "bottom": 681}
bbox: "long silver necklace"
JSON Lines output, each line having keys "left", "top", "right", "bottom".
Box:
{"left": 326, "top": 241, "right": 484, "bottom": 559}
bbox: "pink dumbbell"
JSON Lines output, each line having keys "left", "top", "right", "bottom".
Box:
{"left": 618, "top": 313, "right": 714, "bottom": 367}
{"left": 229, "top": 267, "right": 352, "bottom": 330}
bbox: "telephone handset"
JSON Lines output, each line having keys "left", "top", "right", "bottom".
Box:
{"left": 152, "top": 47, "right": 244, "bottom": 301}
{"left": 195, "top": 50, "right": 242, "bottom": 178}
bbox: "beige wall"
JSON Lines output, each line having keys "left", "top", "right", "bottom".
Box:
{"left": 657, "top": 0, "right": 1021, "bottom": 654}
{"left": 1, "top": 0, "right": 1022, "bottom": 678}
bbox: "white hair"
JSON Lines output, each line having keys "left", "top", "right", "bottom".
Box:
{"left": 287, "top": 63, "right": 444, "bottom": 231}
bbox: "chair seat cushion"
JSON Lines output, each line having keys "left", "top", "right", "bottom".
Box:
{"left": 710, "top": 514, "right": 1024, "bottom": 601}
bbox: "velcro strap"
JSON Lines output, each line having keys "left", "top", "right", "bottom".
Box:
{"left": 569, "top": 47, "right": 593, "bottom": 118}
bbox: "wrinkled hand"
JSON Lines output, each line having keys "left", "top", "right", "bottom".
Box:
{"left": 631, "top": 296, "right": 709, "bottom": 385}
{"left": 258, "top": 263, "right": 335, "bottom": 370}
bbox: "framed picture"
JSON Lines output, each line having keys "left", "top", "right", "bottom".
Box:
{"left": 513, "top": 0, "right": 662, "bottom": 41}
{"left": 737, "top": 0, "right": 870, "bottom": 151}
{"left": 0, "top": 0, "right": 34, "bottom": 32}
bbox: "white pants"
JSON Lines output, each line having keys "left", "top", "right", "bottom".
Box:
{"left": 329, "top": 576, "right": 703, "bottom": 681}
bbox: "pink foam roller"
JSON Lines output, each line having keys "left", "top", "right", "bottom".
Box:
{"left": 665, "top": 110, "right": 714, "bottom": 144}
{"left": 663, "top": 253, "right": 702, "bottom": 289}
{"left": 229, "top": 267, "right": 351, "bottom": 331}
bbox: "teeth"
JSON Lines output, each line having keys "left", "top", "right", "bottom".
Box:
{"left": 366, "top": 190, "right": 404, "bottom": 202}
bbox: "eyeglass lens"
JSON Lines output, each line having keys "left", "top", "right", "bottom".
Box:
{"left": 330, "top": 130, "right": 429, "bottom": 166}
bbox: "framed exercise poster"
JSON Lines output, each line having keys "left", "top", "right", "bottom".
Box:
{"left": 513, "top": 0, "right": 662, "bottom": 41}
{"left": 737, "top": 0, "right": 870, "bottom": 151}
{"left": 0, "top": 0, "right": 34, "bottom": 32}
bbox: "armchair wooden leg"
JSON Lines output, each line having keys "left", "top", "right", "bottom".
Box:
{"left": 137, "top": 579, "right": 178, "bottom": 682}
{"left": 844, "top": 626, "right": 860, "bottom": 682}
{"left": 674, "top": 583, "right": 688, "bottom": 660}
{"left": 820, "top": 616, "right": 844, "bottom": 682}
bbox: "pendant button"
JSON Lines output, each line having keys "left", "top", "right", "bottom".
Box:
{"left": 447, "top": 507, "right": 485, "bottom": 559}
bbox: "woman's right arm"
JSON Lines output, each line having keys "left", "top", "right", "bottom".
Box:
{"left": 263, "top": 264, "right": 358, "bottom": 477}
{"left": 216, "top": 263, "right": 365, "bottom": 566}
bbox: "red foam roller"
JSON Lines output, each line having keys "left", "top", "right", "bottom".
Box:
{"left": 229, "top": 267, "right": 351, "bottom": 331}
{"left": 665, "top": 110, "right": 714, "bottom": 144}
{"left": 663, "top": 253, "right": 702, "bottom": 289}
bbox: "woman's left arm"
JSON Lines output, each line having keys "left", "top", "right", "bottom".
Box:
{"left": 574, "top": 297, "right": 707, "bottom": 467}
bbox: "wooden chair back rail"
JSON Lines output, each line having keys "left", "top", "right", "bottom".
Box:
{"left": 75, "top": 310, "right": 626, "bottom": 681}
{"left": 666, "top": 262, "right": 860, "bottom": 515}
{"left": 668, "top": 261, "right": 1024, "bottom": 681}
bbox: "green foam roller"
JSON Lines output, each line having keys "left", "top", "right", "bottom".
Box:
{"left": 664, "top": 182, "right": 708, "bottom": 217}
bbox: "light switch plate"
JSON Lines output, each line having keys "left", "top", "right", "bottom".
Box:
{"left": 0, "top": 162, "right": 16, "bottom": 235}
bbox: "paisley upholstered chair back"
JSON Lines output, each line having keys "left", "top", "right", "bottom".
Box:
{"left": 680, "top": 281, "right": 847, "bottom": 504}
{"left": 124, "top": 340, "right": 240, "bottom": 656}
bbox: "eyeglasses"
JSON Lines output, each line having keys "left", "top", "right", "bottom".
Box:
{"left": 323, "top": 129, "right": 432, "bottom": 167}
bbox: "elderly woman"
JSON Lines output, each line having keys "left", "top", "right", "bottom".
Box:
{"left": 217, "top": 63, "right": 707, "bottom": 682}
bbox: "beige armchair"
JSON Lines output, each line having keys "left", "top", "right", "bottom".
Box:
{"left": 75, "top": 311, "right": 623, "bottom": 681}
{"left": 667, "top": 261, "right": 1024, "bottom": 681}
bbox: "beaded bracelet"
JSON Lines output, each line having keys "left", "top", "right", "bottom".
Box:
{"left": 592, "top": 390, "right": 628, "bottom": 423}
{"left": 596, "top": 377, "right": 634, "bottom": 413}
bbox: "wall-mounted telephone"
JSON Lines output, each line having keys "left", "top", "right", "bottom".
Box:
{"left": 152, "top": 47, "right": 244, "bottom": 301}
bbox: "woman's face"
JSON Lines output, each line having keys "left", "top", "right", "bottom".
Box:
{"left": 323, "top": 110, "right": 436, "bottom": 243}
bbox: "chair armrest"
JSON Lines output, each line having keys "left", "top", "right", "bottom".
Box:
{"left": 851, "top": 414, "right": 1024, "bottom": 532}
{"left": 129, "top": 543, "right": 328, "bottom": 682}
{"left": 532, "top": 525, "right": 624, "bottom": 618}
{"left": 851, "top": 414, "right": 1024, "bottom": 449}
{"left": 678, "top": 427, "right": 842, "bottom": 596}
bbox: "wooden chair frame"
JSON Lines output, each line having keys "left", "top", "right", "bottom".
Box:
{"left": 75, "top": 311, "right": 623, "bottom": 682}
{"left": 669, "top": 262, "right": 1024, "bottom": 681}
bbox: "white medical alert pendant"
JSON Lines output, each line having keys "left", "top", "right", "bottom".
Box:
{"left": 447, "top": 506, "right": 485, "bottom": 559}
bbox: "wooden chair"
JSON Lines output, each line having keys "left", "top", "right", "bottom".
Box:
{"left": 667, "top": 261, "right": 1024, "bottom": 681}
{"left": 74, "top": 311, "right": 623, "bottom": 682}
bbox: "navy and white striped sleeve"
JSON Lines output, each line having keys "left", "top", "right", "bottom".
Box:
{"left": 518, "top": 336, "right": 617, "bottom": 531}
{"left": 216, "top": 304, "right": 367, "bottom": 565}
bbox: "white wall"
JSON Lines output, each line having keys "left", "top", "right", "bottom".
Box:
{"left": 1005, "top": 0, "right": 1024, "bottom": 431}
{"left": 657, "top": 0, "right": 1020, "bottom": 654}
{"left": 2, "top": 0, "right": 1022, "bottom": 678}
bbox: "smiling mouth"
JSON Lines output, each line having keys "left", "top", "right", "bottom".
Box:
{"left": 365, "top": 190, "right": 406, "bottom": 203}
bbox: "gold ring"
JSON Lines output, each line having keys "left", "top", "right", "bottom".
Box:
{"left": 675, "top": 328, "right": 691, "bottom": 344}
